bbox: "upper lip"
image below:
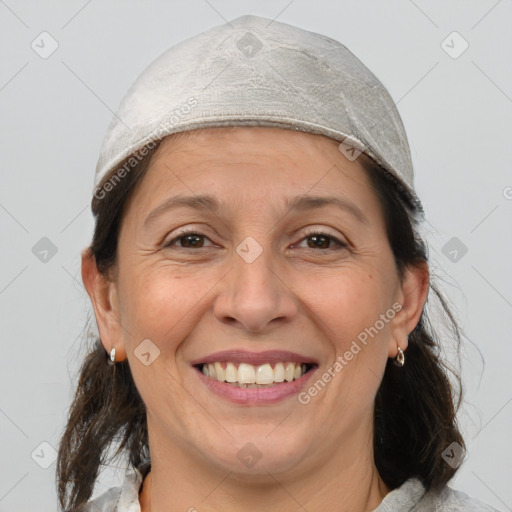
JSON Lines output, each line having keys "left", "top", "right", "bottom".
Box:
{"left": 191, "top": 350, "right": 319, "bottom": 367}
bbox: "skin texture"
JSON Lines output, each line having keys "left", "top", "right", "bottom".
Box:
{"left": 82, "top": 127, "right": 428, "bottom": 512}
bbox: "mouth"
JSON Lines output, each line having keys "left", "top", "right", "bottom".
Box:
{"left": 191, "top": 350, "right": 318, "bottom": 404}
{"left": 195, "top": 361, "right": 316, "bottom": 388}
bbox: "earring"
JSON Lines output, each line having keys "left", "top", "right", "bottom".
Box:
{"left": 394, "top": 346, "right": 405, "bottom": 367}
{"left": 108, "top": 347, "right": 116, "bottom": 366}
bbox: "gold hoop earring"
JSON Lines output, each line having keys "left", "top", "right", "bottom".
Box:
{"left": 394, "top": 346, "right": 405, "bottom": 367}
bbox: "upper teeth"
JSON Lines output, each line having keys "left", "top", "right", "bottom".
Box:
{"left": 202, "top": 362, "right": 308, "bottom": 385}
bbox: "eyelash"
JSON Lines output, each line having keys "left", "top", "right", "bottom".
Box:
{"left": 164, "top": 228, "right": 347, "bottom": 251}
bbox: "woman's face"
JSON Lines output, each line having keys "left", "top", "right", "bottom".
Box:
{"left": 88, "top": 126, "right": 426, "bottom": 476}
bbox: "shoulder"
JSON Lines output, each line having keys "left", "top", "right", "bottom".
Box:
{"left": 413, "top": 483, "right": 502, "bottom": 511}
{"left": 375, "top": 478, "right": 501, "bottom": 512}
{"left": 74, "top": 463, "right": 145, "bottom": 512}
{"left": 75, "top": 486, "right": 122, "bottom": 512}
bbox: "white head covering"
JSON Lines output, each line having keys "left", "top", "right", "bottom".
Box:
{"left": 94, "top": 14, "right": 421, "bottom": 211}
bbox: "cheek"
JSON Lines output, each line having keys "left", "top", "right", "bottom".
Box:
{"left": 301, "top": 265, "right": 395, "bottom": 347}
{"left": 304, "top": 276, "right": 392, "bottom": 415}
{"left": 118, "top": 266, "right": 212, "bottom": 352}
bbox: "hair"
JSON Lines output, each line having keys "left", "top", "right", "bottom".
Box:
{"left": 56, "top": 137, "right": 464, "bottom": 510}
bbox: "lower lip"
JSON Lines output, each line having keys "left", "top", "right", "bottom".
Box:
{"left": 195, "top": 366, "right": 317, "bottom": 405}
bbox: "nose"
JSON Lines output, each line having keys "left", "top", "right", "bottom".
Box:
{"left": 212, "top": 246, "right": 298, "bottom": 333}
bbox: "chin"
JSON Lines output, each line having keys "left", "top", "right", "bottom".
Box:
{"left": 200, "top": 430, "right": 311, "bottom": 477}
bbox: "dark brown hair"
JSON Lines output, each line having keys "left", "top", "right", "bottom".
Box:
{"left": 56, "top": 140, "right": 464, "bottom": 510}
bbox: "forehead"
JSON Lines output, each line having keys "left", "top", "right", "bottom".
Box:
{"left": 125, "top": 126, "right": 382, "bottom": 219}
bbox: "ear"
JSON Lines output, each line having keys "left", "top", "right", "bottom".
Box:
{"left": 388, "top": 260, "right": 429, "bottom": 358}
{"left": 81, "top": 248, "right": 127, "bottom": 362}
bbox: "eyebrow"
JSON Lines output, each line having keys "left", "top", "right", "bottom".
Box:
{"left": 285, "top": 195, "right": 368, "bottom": 224}
{"left": 143, "top": 195, "right": 220, "bottom": 229}
{"left": 143, "top": 193, "right": 368, "bottom": 229}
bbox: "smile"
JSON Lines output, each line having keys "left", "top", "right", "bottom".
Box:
{"left": 191, "top": 349, "right": 318, "bottom": 403}
{"left": 199, "top": 361, "right": 314, "bottom": 387}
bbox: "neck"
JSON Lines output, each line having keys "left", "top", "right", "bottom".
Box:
{"left": 141, "top": 464, "right": 388, "bottom": 512}
{"left": 139, "top": 428, "right": 390, "bottom": 512}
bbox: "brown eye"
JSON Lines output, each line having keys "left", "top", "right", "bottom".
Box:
{"left": 306, "top": 234, "right": 333, "bottom": 249}
{"left": 297, "top": 232, "right": 346, "bottom": 250}
{"left": 164, "top": 231, "right": 213, "bottom": 249}
{"left": 179, "top": 234, "right": 205, "bottom": 248}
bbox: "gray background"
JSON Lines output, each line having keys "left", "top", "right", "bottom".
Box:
{"left": 1, "top": 0, "right": 511, "bottom": 510}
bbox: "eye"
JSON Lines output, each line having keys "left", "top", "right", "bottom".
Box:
{"left": 163, "top": 228, "right": 347, "bottom": 251}
{"left": 295, "top": 230, "right": 347, "bottom": 250}
{"left": 164, "top": 230, "right": 214, "bottom": 249}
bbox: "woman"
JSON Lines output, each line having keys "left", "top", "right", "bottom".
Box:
{"left": 56, "top": 15, "right": 500, "bottom": 512}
